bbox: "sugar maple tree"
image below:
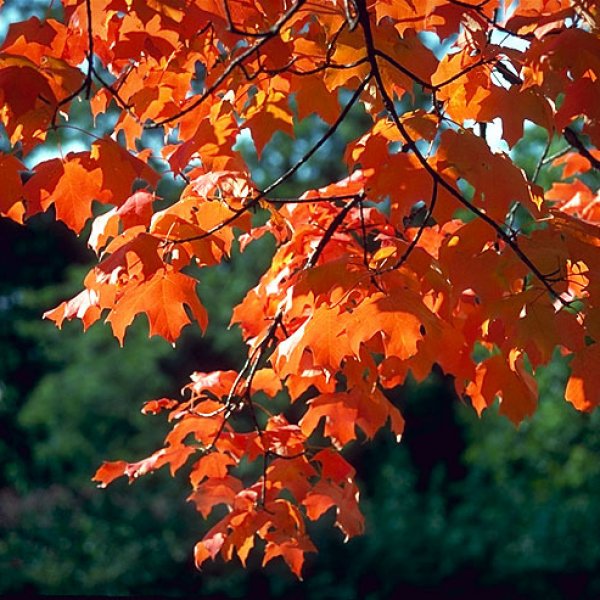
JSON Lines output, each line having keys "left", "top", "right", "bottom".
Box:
{"left": 2, "top": 0, "right": 600, "bottom": 577}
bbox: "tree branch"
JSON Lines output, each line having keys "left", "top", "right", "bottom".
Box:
{"left": 305, "top": 195, "right": 363, "bottom": 270}
{"left": 564, "top": 127, "right": 600, "bottom": 171}
{"left": 354, "top": 0, "right": 569, "bottom": 306}
{"left": 387, "top": 179, "right": 438, "bottom": 272}
{"left": 148, "top": 0, "right": 307, "bottom": 129}
{"left": 166, "top": 74, "right": 371, "bottom": 246}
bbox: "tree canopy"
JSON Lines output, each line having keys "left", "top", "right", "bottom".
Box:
{"left": 1, "top": 0, "right": 599, "bottom": 577}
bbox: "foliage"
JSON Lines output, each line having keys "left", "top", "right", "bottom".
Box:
{"left": 2, "top": 0, "right": 600, "bottom": 577}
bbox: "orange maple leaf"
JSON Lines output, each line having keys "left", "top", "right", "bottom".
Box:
{"left": 106, "top": 269, "right": 208, "bottom": 344}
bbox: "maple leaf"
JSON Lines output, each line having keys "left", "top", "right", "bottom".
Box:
{"left": 90, "top": 138, "right": 160, "bottom": 205}
{"left": 344, "top": 292, "right": 428, "bottom": 360}
{"left": 300, "top": 391, "right": 359, "bottom": 448}
{"left": 188, "top": 476, "right": 243, "bottom": 519}
{"left": 141, "top": 397, "right": 179, "bottom": 415}
{"left": 106, "top": 269, "right": 208, "bottom": 344}
{"left": 189, "top": 452, "right": 237, "bottom": 488}
{"left": 93, "top": 461, "right": 128, "bottom": 488}
{"left": 23, "top": 154, "right": 104, "bottom": 232}
{"left": 302, "top": 479, "right": 365, "bottom": 541}
{"left": 466, "top": 349, "right": 538, "bottom": 424}
{"left": 312, "top": 448, "right": 356, "bottom": 483}
{"left": 166, "top": 411, "right": 225, "bottom": 447}
{"left": 0, "top": 56, "right": 57, "bottom": 150}
{"left": 117, "top": 190, "right": 155, "bottom": 229}
{"left": 0, "top": 153, "right": 25, "bottom": 222}
{"left": 274, "top": 302, "right": 353, "bottom": 377}
{"left": 244, "top": 88, "right": 294, "bottom": 158}
{"left": 43, "top": 288, "right": 102, "bottom": 331}
{"left": 88, "top": 208, "right": 120, "bottom": 253}
{"left": 262, "top": 536, "right": 316, "bottom": 579}
{"left": 265, "top": 456, "right": 317, "bottom": 502}
{"left": 565, "top": 343, "right": 600, "bottom": 411}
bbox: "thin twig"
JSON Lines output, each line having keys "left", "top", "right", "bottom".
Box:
{"left": 564, "top": 127, "right": 600, "bottom": 171}
{"left": 387, "top": 179, "right": 438, "bottom": 272}
{"left": 532, "top": 132, "right": 552, "bottom": 183}
{"left": 84, "top": 0, "right": 94, "bottom": 98}
{"left": 305, "top": 195, "right": 362, "bottom": 270}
